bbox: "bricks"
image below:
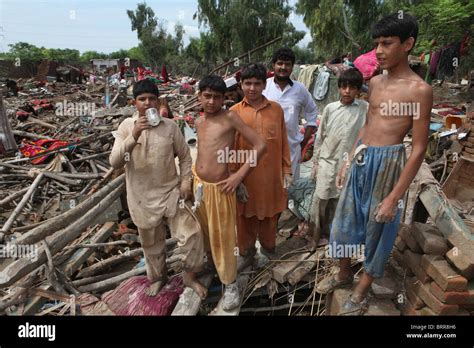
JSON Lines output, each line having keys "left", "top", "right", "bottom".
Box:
{"left": 402, "top": 299, "right": 435, "bottom": 316}
{"left": 421, "top": 255, "right": 468, "bottom": 291}
{"left": 398, "top": 224, "right": 422, "bottom": 253}
{"left": 405, "top": 277, "right": 425, "bottom": 310}
{"left": 429, "top": 281, "right": 474, "bottom": 305}
{"left": 392, "top": 249, "right": 414, "bottom": 276}
{"left": 410, "top": 222, "right": 448, "bottom": 255}
{"left": 404, "top": 250, "right": 431, "bottom": 283}
{"left": 446, "top": 247, "right": 474, "bottom": 280}
{"left": 416, "top": 282, "right": 459, "bottom": 315}
{"left": 371, "top": 276, "right": 398, "bottom": 299}
{"left": 394, "top": 236, "right": 407, "bottom": 252}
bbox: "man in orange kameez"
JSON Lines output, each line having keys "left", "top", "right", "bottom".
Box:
{"left": 231, "top": 63, "right": 292, "bottom": 262}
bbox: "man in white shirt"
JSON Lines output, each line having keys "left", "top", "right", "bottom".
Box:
{"left": 263, "top": 47, "right": 318, "bottom": 180}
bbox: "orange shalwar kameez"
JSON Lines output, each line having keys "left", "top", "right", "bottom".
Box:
{"left": 230, "top": 97, "right": 292, "bottom": 256}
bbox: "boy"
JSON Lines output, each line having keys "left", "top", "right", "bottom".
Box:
{"left": 231, "top": 63, "right": 292, "bottom": 262}
{"left": 110, "top": 79, "right": 207, "bottom": 299}
{"left": 309, "top": 68, "right": 368, "bottom": 249}
{"left": 316, "top": 13, "right": 432, "bottom": 315}
{"left": 193, "top": 75, "right": 266, "bottom": 310}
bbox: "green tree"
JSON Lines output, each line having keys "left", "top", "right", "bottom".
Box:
{"left": 295, "top": 0, "right": 395, "bottom": 60}
{"left": 80, "top": 50, "right": 109, "bottom": 65}
{"left": 5, "top": 42, "right": 45, "bottom": 63}
{"left": 44, "top": 48, "right": 81, "bottom": 65}
{"left": 195, "top": 0, "right": 304, "bottom": 63}
{"left": 126, "top": 1, "right": 158, "bottom": 40}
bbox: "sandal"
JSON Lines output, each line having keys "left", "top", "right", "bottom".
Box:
{"left": 315, "top": 273, "right": 353, "bottom": 294}
{"left": 340, "top": 294, "right": 369, "bottom": 316}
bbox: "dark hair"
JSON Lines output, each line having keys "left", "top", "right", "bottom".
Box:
{"left": 272, "top": 47, "right": 296, "bottom": 65}
{"left": 133, "top": 79, "right": 160, "bottom": 99}
{"left": 133, "top": 78, "right": 160, "bottom": 99}
{"left": 240, "top": 63, "right": 267, "bottom": 83}
{"left": 338, "top": 68, "right": 364, "bottom": 89}
{"left": 199, "top": 75, "right": 226, "bottom": 94}
{"left": 371, "top": 13, "right": 418, "bottom": 47}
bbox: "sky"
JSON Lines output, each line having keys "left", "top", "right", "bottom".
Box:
{"left": 0, "top": 0, "right": 311, "bottom": 54}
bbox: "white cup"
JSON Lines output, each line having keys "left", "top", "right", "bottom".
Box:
{"left": 146, "top": 108, "right": 161, "bottom": 127}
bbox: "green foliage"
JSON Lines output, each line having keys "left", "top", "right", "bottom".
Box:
{"left": 4, "top": 42, "right": 46, "bottom": 63}
{"left": 296, "top": 0, "right": 474, "bottom": 64}
{"left": 195, "top": 0, "right": 305, "bottom": 62}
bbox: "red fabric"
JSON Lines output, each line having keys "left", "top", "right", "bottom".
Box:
{"left": 353, "top": 49, "right": 379, "bottom": 81}
{"left": 161, "top": 64, "right": 169, "bottom": 83}
{"left": 20, "top": 139, "right": 69, "bottom": 164}
{"left": 101, "top": 275, "right": 184, "bottom": 316}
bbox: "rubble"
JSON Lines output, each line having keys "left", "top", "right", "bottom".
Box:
{"left": 0, "top": 58, "right": 472, "bottom": 317}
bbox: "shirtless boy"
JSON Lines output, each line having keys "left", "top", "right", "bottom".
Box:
{"left": 193, "top": 75, "right": 266, "bottom": 310}
{"left": 315, "top": 13, "right": 433, "bottom": 315}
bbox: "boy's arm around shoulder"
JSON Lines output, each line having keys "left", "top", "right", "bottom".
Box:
{"left": 217, "top": 110, "right": 267, "bottom": 193}
{"left": 228, "top": 109, "right": 267, "bottom": 177}
{"left": 109, "top": 118, "right": 138, "bottom": 169}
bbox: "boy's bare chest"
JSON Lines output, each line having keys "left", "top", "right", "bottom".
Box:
{"left": 196, "top": 119, "right": 234, "bottom": 146}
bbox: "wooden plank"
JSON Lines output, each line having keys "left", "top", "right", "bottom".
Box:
{"left": 61, "top": 222, "right": 116, "bottom": 277}
{"left": 77, "top": 266, "right": 146, "bottom": 293}
{"left": 171, "top": 274, "right": 213, "bottom": 316}
{"left": 76, "top": 248, "right": 143, "bottom": 279}
{"left": 0, "top": 94, "right": 17, "bottom": 155}
{"left": 271, "top": 252, "right": 312, "bottom": 284}
{"left": 420, "top": 185, "right": 474, "bottom": 243}
{"left": 287, "top": 250, "right": 322, "bottom": 286}
{"left": 0, "top": 184, "right": 124, "bottom": 288}
{"left": 14, "top": 174, "right": 124, "bottom": 245}
{"left": 209, "top": 265, "right": 252, "bottom": 316}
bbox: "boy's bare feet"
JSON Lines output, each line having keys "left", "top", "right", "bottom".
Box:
{"left": 145, "top": 279, "right": 166, "bottom": 296}
{"left": 183, "top": 271, "right": 208, "bottom": 300}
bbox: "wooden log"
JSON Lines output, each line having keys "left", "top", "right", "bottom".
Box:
{"left": 287, "top": 250, "right": 322, "bottom": 286}
{"left": 271, "top": 252, "right": 312, "bottom": 284}
{"left": 0, "top": 187, "right": 30, "bottom": 207}
{"left": 87, "top": 167, "right": 114, "bottom": 195}
{"left": 77, "top": 266, "right": 146, "bottom": 293}
{"left": 72, "top": 271, "right": 124, "bottom": 287}
{"left": 0, "top": 94, "right": 18, "bottom": 154}
{"left": 171, "top": 274, "right": 213, "bottom": 316}
{"left": 420, "top": 185, "right": 474, "bottom": 243}
{"left": 44, "top": 172, "right": 102, "bottom": 179}
{"left": 209, "top": 36, "right": 282, "bottom": 74}
{"left": 0, "top": 184, "right": 124, "bottom": 288}
{"left": 70, "top": 151, "right": 111, "bottom": 164}
{"left": 1, "top": 173, "right": 45, "bottom": 233}
{"left": 13, "top": 174, "right": 124, "bottom": 245}
{"left": 65, "top": 240, "right": 128, "bottom": 250}
{"left": 76, "top": 248, "right": 143, "bottom": 279}
{"left": 61, "top": 222, "right": 116, "bottom": 277}
{"left": 43, "top": 172, "right": 81, "bottom": 186}
{"left": 26, "top": 116, "right": 57, "bottom": 130}
{"left": 12, "top": 130, "right": 53, "bottom": 141}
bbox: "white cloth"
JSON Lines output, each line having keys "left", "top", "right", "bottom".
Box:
{"left": 313, "top": 70, "right": 330, "bottom": 101}
{"left": 263, "top": 77, "right": 318, "bottom": 180}
{"left": 312, "top": 99, "right": 368, "bottom": 200}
